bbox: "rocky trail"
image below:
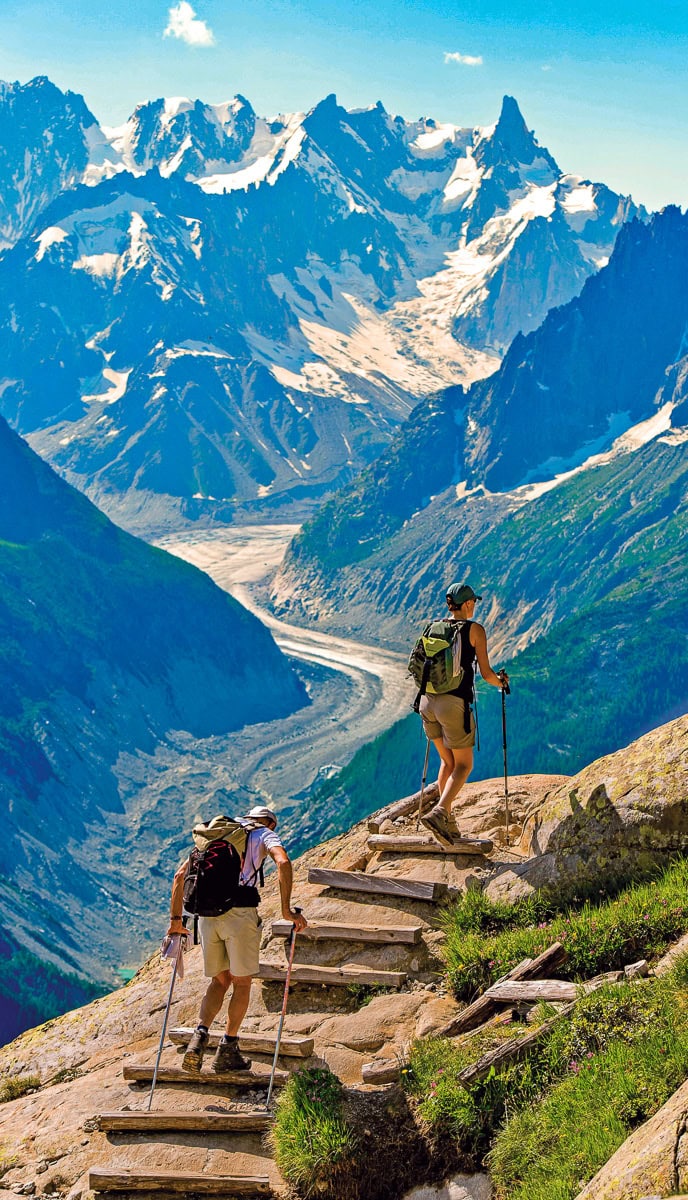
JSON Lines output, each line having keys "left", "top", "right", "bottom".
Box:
{"left": 2, "top": 715, "right": 687, "bottom": 1200}
{"left": 81, "top": 786, "right": 516, "bottom": 1198}
{"left": 0, "top": 772, "right": 548, "bottom": 1200}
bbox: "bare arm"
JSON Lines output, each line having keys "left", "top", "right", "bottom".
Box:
{"left": 167, "top": 857, "right": 190, "bottom": 936}
{"left": 268, "top": 845, "right": 307, "bottom": 931}
{"left": 470, "top": 623, "right": 509, "bottom": 689}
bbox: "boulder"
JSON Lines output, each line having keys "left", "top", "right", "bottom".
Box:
{"left": 485, "top": 715, "right": 688, "bottom": 904}
{"left": 402, "top": 1175, "right": 492, "bottom": 1200}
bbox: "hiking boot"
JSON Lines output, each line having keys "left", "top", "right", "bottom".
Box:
{"left": 211, "top": 1037, "right": 251, "bottom": 1073}
{"left": 182, "top": 1027, "right": 209, "bottom": 1073}
{"left": 421, "top": 806, "right": 461, "bottom": 844}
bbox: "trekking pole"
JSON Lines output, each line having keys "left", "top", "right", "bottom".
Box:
{"left": 265, "top": 908, "right": 301, "bottom": 1110}
{"left": 499, "top": 673, "right": 511, "bottom": 847}
{"left": 415, "top": 736, "right": 431, "bottom": 832}
{"left": 147, "top": 925, "right": 185, "bottom": 1111}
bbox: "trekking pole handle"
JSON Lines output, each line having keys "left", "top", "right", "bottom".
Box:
{"left": 288, "top": 907, "right": 302, "bottom": 947}
{"left": 499, "top": 670, "right": 511, "bottom": 696}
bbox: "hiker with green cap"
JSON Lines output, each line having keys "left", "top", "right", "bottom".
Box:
{"left": 167, "top": 805, "right": 307, "bottom": 1074}
{"left": 412, "top": 583, "right": 509, "bottom": 843}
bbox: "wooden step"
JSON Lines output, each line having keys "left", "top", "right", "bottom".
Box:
{"left": 307, "top": 868, "right": 446, "bottom": 902}
{"left": 367, "top": 834, "right": 493, "bottom": 856}
{"left": 169, "top": 1027, "right": 314, "bottom": 1057}
{"left": 88, "top": 1169, "right": 271, "bottom": 1194}
{"left": 367, "top": 784, "right": 440, "bottom": 832}
{"left": 271, "top": 920, "right": 423, "bottom": 945}
{"left": 438, "top": 942, "right": 568, "bottom": 1037}
{"left": 98, "top": 1110, "right": 273, "bottom": 1132}
{"left": 259, "top": 962, "right": 407, "bottom": 987}
{"left": 487, "top": 979, "right": 578, "bottom": 1003}
{"left": 122, "top": 1065, "right": 287, "bottom": 1088}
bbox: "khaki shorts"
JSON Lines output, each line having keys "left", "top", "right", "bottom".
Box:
{"left": 199, "top": 907, "right": 262, "bottom": 979}
{"left": 419, "top": 693, "right": 476, "bottom": 749}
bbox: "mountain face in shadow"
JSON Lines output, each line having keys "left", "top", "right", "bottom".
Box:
{"left": 0, "top": 416, "right": 307, "bottom": 994}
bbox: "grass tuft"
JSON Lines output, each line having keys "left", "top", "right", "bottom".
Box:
{"left": 270, "top": 1066, "right": 358, "bottom": 1196}
{"left": 0, "top": 1074, "right": 40, "bottom": 1103}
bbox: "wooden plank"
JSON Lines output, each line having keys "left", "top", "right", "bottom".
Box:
{"left": 259, "top": 963, "right": 407, "bottom": 987}
{"left": 98, "top": 1110, "right": 273, "bottom": 1133}
{"left": 122, "top": 1066, "right": 287, "bottom": 1087}
{"left": 368, "top": 784, "right": 439, "bottom": 833}
{"left": 169, "top": 1027, "right": 314, "bottom": 1057}
{"left": 457, "top": 1004, "right": 576, "bottom": 1087}
{"left": 488, "top": 979, "right": 579, "bottom": 1003}
{"left": 88, "top": 1169, "right": 271, "bottom": 1195}
{"left": 367, "top": 835, "right": 493, "bottom": 856}
{"left": 361, "top": 1059, "right": 403, "bottom": 1084}
{"left": 456, "top": 970, "right": 628, "bottom": 1088}
{"left": 307, "top": 867, "right": 445, "bottom": 902}
{"left": 438, "top": 941, "right": 568, "bottom": 1037}
{"left": 271, "top": 920, "right": 423, "bottom": 945}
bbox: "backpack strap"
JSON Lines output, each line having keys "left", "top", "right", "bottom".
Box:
{"left": 412, "top": 656, "right": 432, "bottom": 714}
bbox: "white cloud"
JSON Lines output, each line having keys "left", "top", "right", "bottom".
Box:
{"left": 164, "top": 2, "right": 215, "bottom": 47}
{"left": 444, "top": 50, "right": 483, "bottom": 67}
{"left": 542, "top": 64, "right": 553, "bottom": 72}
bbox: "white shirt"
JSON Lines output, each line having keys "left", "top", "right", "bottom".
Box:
{"left": 241, "top": 825, "right": 283, "bottom": 886}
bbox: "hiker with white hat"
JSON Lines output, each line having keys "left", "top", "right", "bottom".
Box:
{"left": 167, "top": 804, "right": 307, "bottom": 1073}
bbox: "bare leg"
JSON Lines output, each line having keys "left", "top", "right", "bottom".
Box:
{"left": 199, "top": 971, "right": 231, "bottom": 1027}
{"left": 225, "top": 975, "right": 253, "bottom": 1037}
{"left": 432, "top": 737, "right": 455, "bottom": 795}
{"left": 437, "top": 747, "right": 474, "bottom": 813}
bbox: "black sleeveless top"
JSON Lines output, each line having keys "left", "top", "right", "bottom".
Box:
{"left": 447, "top": 620, "right": 475, "bottom": 702}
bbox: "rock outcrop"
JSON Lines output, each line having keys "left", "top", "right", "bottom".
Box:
{"left": 485, "top": 714, "right": 688, "bottom": 903}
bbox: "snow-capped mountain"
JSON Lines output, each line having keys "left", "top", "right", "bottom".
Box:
{"left": 274, "top": 206, "right": 688, "bottom": 645}
{"left": 0, "top": 77, "right": 102, "bottom": 249}
{"left": 0, "top": 77, "right": 645, "bottom": 528}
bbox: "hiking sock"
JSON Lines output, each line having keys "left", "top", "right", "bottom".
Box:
{"left": 221, "top": 1034, "right": 238, "bottom": 1045}
{"left": 197, "top": 1024, "right": 209, "bottom": 1035}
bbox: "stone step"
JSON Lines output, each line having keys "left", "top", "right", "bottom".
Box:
{"left": 271, "top": 920, "right": 423, "bottom": 944}
{"left": 169, "top": 1027, "right": 314, "bottom": 1057}
{"left": 259, "top": 962, "right": 407, "bottom": 987}
{"left": 307, "top": 867, "right": 446, "bottom": 902}
{"left": 97, "top": 1110, "right": 273, "bottom": 1132}
{"left": 88, "top": 1168, "right": 271, "bottom": 1194}
{"left": 367, "top": 834, "right": 493, "bottom": 855}
{"left": 122, "top": 1065, "right": 287, "bottom": 1088}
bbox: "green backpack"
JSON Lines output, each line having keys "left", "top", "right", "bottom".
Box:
{"left": 408, "top": 619, "right": 466, "bottom": 711}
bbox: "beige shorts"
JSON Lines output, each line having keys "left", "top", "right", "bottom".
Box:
{"left": 419, "top": 693, "right": 476, "bottom": 749}
{"left": 199, "top": 907, "right": 262, "bottom": 979}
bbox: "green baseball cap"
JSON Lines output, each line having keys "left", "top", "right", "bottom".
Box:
{"left": 446, "top": 583, "right": 482, "bottom": 606}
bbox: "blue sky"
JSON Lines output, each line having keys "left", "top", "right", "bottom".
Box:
{"left": 2, "top": 0, "right": 687, "bottom": 210}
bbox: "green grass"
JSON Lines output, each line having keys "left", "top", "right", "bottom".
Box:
{"left": 270, "top": 1067, "right": 358, "bottom": 1195}
{"left": 488, "top": 961, "right": 688, "bottom": 1199}
{"left": 0, "top": 1074, "right": 40, "bottom": 1103}
{"left": 404, "top": 965, "right": 688, "bottom": 1199}
{"left": 441, "top": 858, "right": 688, "bottom": 1001}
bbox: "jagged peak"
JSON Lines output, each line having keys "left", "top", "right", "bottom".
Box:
{"left": 477, "top": 95, "right": 559, "bottom": 174}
